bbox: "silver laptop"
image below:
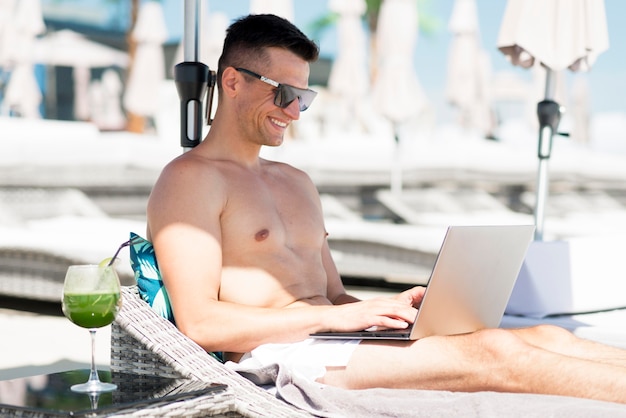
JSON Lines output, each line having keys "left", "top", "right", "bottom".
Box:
{"left": 311, "top": 225, "right": 534, "bottom": 340}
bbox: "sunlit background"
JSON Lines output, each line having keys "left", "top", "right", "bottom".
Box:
{"left": 3, "top": 0, "right": 625, "bottom": 143}
{"left": 2, "top": 0, "right": 626, "bottom": 382}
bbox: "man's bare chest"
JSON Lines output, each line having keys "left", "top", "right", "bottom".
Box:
{"left": 219, "top": 179, "right": 324, "bottom": 251}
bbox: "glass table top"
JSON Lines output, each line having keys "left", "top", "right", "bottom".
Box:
{"left": 0, "top": 369, "right": 227, "bottom": 417}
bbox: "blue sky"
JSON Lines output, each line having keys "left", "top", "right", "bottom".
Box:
{"left": 41, "top": 0, "right": 626, "bottom": 117}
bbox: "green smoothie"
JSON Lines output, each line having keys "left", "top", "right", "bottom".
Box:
{"left": 62, "top": 292, "right": 121, "bottom": 329}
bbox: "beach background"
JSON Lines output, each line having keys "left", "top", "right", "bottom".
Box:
{"left": 2, "top": 0, "right": 626, "bottom": 384}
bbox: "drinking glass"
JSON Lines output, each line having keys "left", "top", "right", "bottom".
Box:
{"left": 62, "top": 264, "right": 122, "bottom": 393}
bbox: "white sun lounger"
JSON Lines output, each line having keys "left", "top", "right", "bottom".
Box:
{"left": 375, "top": 187, "right": 531, "bottom": 227}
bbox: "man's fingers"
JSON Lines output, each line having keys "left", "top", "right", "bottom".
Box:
{"left": 394, "top": 286, "right": 425, "bottom": 307}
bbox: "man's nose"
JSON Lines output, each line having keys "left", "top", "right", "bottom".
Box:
{"left": 282, "top": 99, "right": 301, "bottom": 120}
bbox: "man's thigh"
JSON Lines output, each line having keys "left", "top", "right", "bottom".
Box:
{"left": 321, "top": 331, "right": 515, "bottom": 391}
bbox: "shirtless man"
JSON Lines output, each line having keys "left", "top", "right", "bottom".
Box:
{"left": 146, "top": 14, "right": 626, "bottom": 404}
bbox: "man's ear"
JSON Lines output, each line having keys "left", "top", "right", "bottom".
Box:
{"left": 221, "top": 67, "right": 239, "bottom": 99}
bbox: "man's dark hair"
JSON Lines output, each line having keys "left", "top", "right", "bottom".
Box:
{"left": 216, "top": 14, "right": 319, "bottom": 90}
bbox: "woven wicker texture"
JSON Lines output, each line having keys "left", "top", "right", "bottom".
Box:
{"left": 0, "top": 248, "right": 79, "bottom": 302}
{"left": 0, "top": 248, "right": 134, "bottom": 302}
{"left": 111, "top": 286, "right": 312, "bottom": 417}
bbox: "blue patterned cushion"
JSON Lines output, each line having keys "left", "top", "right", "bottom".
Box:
{"left": 128, "top": 233, "right": 223, "bottom": 362}
{"left": 129, "top": 233, "right": 175, "bottom": 323}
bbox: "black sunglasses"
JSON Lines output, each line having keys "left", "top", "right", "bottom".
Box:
{"left": 235, "top": 67, "right": 317, "bottom": 111}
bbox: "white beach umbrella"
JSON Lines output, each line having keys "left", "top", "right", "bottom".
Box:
{"left": 445, "top": 0, "right": 493, "bottom": 138}
{"left": 3, "top": 63, "right": 42, "bottom": 118}
{"left": 33, "top": 30, "right": 129, "bottom": 69}
{"left": 372, "top": 0, "right": 428, "bottom": 193}
{"left": 373, "top": 0, "right": 426, "bottom": 126}
{"left": 73, "top": 65, "right": 91, "bottom": 121}
{"left": 1, "top": 0, "right": 45, "bottom": 118}
{"left": 0, "top": 0, "right": 18, "bottom": 67}
{"left": 326, "top": 0, "right": 368, "bottom": 132}
{"left": 89, "top": 69, "right": 126, "bottom": 131}
{"left": 0, "top": 0, "right": 44, "bottom": 67}
{"left": 123, "top": 1, "right": 168, "bottom": 119}
{"left": 497, "top": 0, "right": 609, "bottom": 240}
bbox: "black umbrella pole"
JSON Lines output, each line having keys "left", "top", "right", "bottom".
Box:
{"left": 175, "top": 62, "right": 209, "bottom": 149}
{"left": 533, "top": 75, "right": 562, "bottom": 241}
{"left": 176, "top": 0, "right": 206, "bottom": 150}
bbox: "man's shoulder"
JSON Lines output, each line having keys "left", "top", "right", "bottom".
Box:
{"left": 163, "top": 150, "right": 224, "bottom": 175}
{"left": 154, "top": 153, "right": 228, "bottom": 195}
{"left": 263, "top": 158, "right": 310, "bottom": 178}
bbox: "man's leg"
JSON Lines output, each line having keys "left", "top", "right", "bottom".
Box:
{"left": 320, "top": 327, "right": 626, "bottom": 404}
{"left": 509, "top": 325, "right": 626, "bottom": 368}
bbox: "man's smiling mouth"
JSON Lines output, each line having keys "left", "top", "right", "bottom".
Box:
{"left": 270, "top": 117, "right": 288, "bottom": 128}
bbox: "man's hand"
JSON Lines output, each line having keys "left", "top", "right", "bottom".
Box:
{"left": 324, "top": 287, "right": 425, "bottom": 333}
{"left": 393, "top": 286, "right": 426, "bottom": 308}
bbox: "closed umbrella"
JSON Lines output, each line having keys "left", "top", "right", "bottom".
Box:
{"left": 0, "top": 0, "right": 44, "bottom": 67}
{"left": 326, "top": 0, "right": 368, "bottom": 132}
{"left": 73, "top": 66, "right": 91, "bottom": 121}
{"left": 3, "top": 63, "right": 42, "bottom": 118}
{"left": 0, "top": 0, "right": 18, "bottom": 67}
{"left": 123, "top": 1, "right": 168, "bottom": 127}
{"left": 1, "top": 0, "right": 45, "bottom": 118}
{"left": 445, "top": 0, "right": 493, "bottom": 137}
{"left": 373, "top": 0, "right": 428, "bottom": 193}
{"left": 89, "top": 69, "right": 126, "bottom": 131}
{"left": 497, "top": 0, "right": 609, "bottom": 240}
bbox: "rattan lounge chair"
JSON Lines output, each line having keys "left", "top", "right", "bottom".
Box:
{"left": 0, "top": 246, "right": 134, "bottom": 302}
{"left": 111, "top": 286, "right": 312, "bottom": 417}
{"left": 0, "top": 248, "right": 82, "bottom": 302}
{"left": 0, "top": 187, "right": 139, "bottom": 302}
